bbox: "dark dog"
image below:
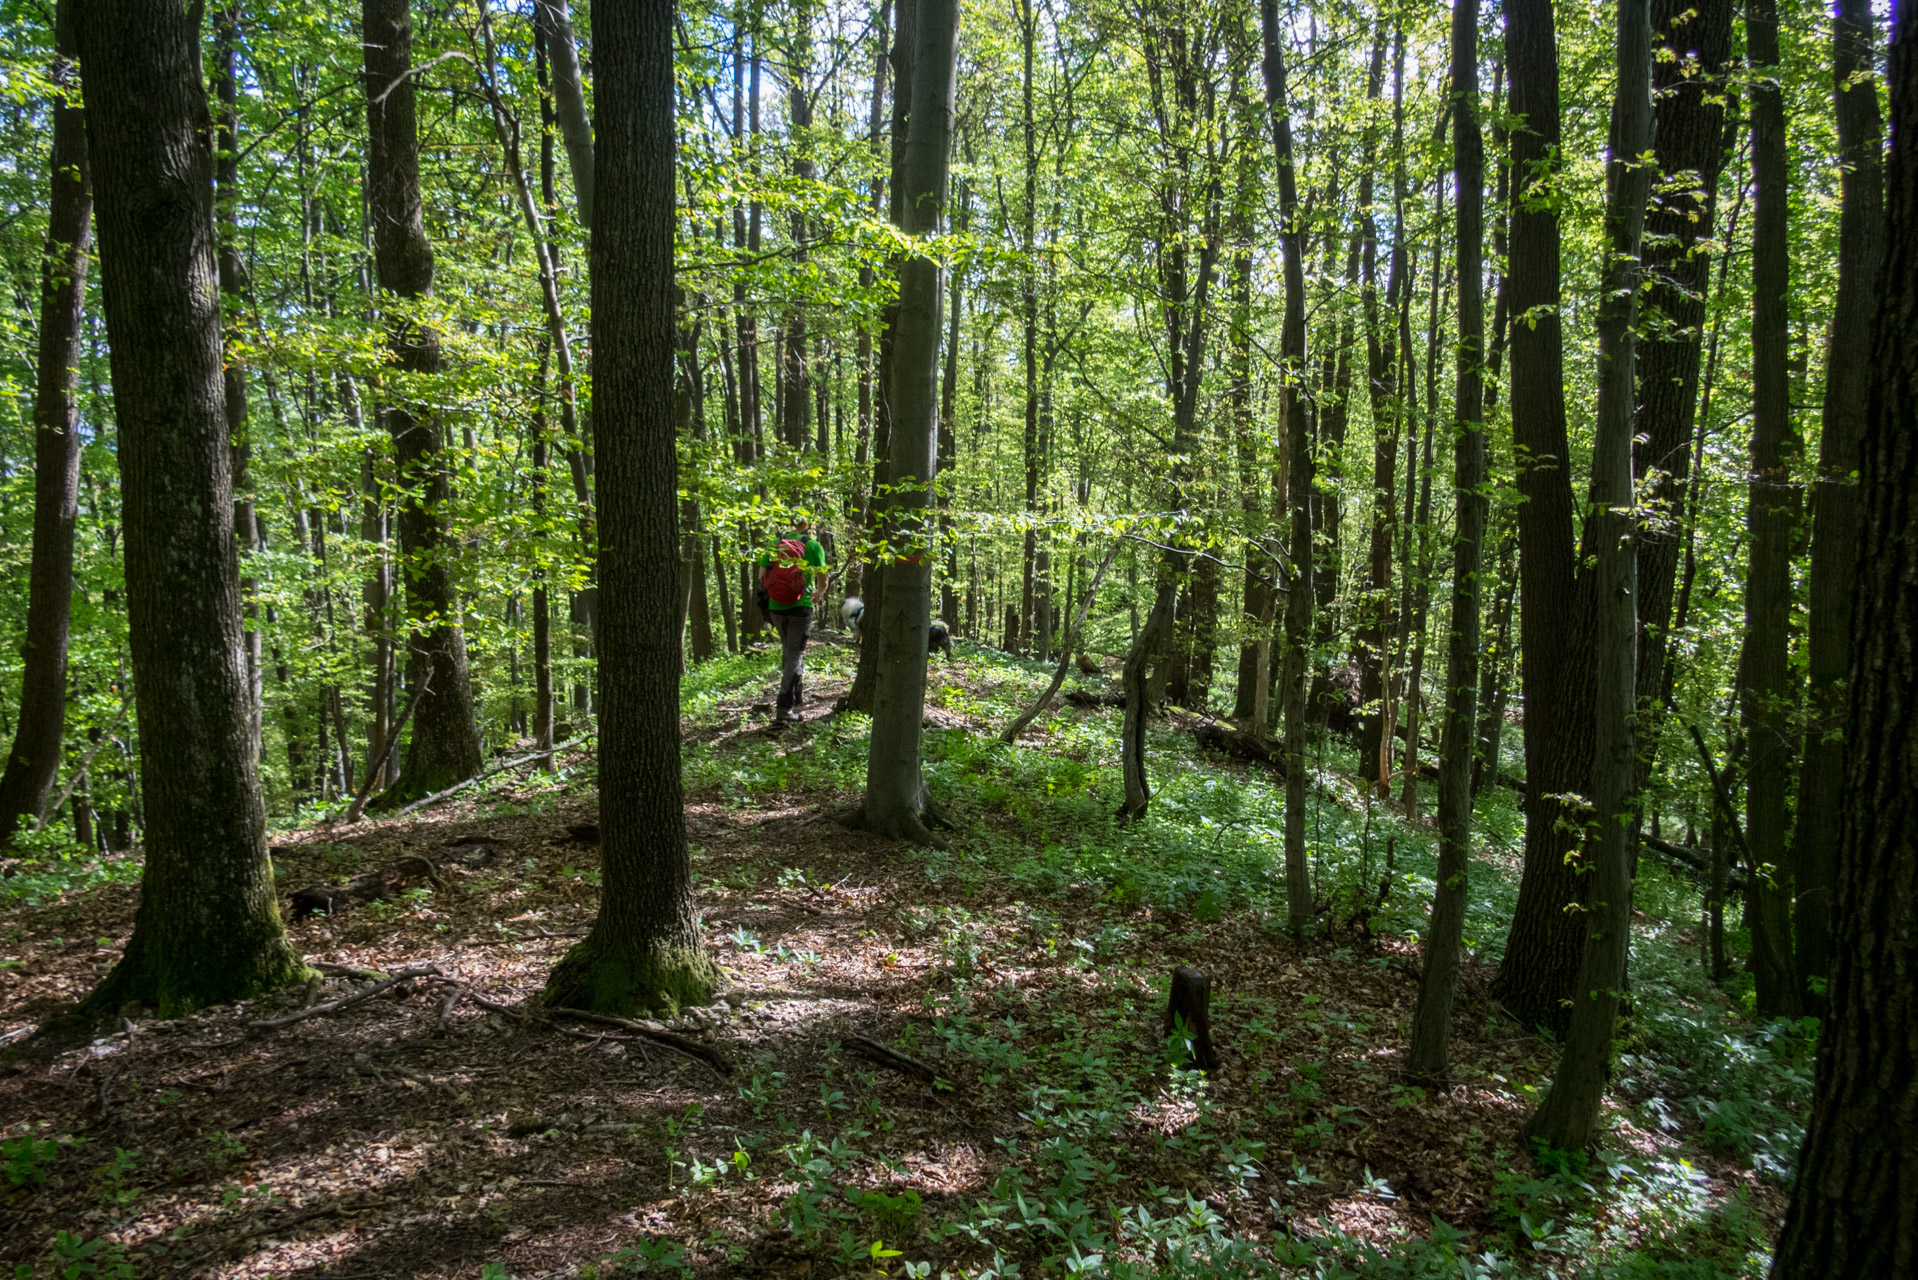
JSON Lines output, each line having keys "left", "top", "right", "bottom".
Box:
{"left": 840, "top": 596, "right": 953, "bottom": 660}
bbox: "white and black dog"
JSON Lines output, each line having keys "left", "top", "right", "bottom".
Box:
{"left": 839, "top": 596, "right": 952, "bottom": 660}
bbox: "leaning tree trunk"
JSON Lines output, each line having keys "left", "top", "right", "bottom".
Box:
{"left": 1769, "top": 14, "right": 1918, "bottom": 1263}
{"left": 1524, "top": 0, "right": 1651, "bottom": 1151}
{"left": 72, "top": 0, "right": 303, "bottom": 1019}
{"left": 531, "top": 0, "right": 594, "bottom": 227}
{"left": 0, "top": 0, "right": 89, "bottom": 847}
{"left": 1490, "top": 0, "right": 1598, "bottom": 1038}
{"left": 1739, "top": 0, "right": 1804, "bottom": 1018}
{"left": 852, "top": 0, "right": 960, "bottom": 845}
{"left": 1408, "top": 0, "right": 1486, "bottom": 1086}
{"left": 542, "top": 0, "right": 717, "bottom": 1018}
{"left": 1791, "top": 0, "right": 1884, "bottom": 1007}
{"left": 1260, "top": 0, "right": 1314, "bottom": 939}
{"left": 363, "top": 0, "right": 484, "bottom": 804}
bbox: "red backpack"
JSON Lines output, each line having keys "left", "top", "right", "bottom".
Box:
{"left": 764, "top": 538, "right": 809, "bottom": 606}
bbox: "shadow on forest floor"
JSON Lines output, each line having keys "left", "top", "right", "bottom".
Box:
{"left": 2, "top": 642, "right": 1792, "bottom": 1278}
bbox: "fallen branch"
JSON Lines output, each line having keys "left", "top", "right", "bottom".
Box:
{"left": 250, "top": 964, "right": 441, "bottom": 1030}
{"left": 436, "top": 985, "right": 464, "bottom": 1037}
{"left": 342, "top": 668, "right": 432, "bottom": 824}
{"left": 393, "top": 733, "right": 594, "bottom": 818}
{"left": 845, "top": 1033, "right": 942, "bottom": 1087}
{"left": 545, "top": 1007, "right": 732, "bottom": 1077}
{"left": 36, "top": 705, "right": 131, "bottom": 834}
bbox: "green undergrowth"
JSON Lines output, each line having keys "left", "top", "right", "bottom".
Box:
{"left": 660, "top": 640, "right": 1799, "bottom": 1276}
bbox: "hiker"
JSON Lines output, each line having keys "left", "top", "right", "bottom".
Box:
{"left": 758, "top": 515, "right": 829, "bottom": 724}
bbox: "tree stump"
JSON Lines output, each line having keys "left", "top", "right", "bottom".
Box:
{"left": 1164, "top": 965, "right": 1221, "bottom": 1072}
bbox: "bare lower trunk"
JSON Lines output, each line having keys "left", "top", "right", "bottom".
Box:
{"left": 74, "top": 0, "right": 302, "bottom": 1018}
{"left": 543, "top": 0, "right": 716, "bottom": 1016}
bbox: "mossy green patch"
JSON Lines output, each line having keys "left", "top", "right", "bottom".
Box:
{"left": 542, "top": 938, "right": 720, "bottom": 1018}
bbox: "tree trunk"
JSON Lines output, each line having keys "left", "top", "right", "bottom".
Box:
{"left": 1355, "top": 25, "right": 1402, "bottom": 794}
{"left": 0, "top": 0, "right": 89, "bottom": 847}
{"left": 1740, "top": 0, "right": 1804, "bottom": 1018}
{"left": 363, "top": 0, "right": 484, "bottom": 803}
{"left": 1630, "top": 0, "right": 1731, "bottom": 817}
{"left": 531, "top": 0, "right": 593, "bottom": 227}
{"left": 1525, "top": 0, "right": 1651, "bottom": 1150}
{"left": 543, "top": 0, "right": 717, "bottom": 1017}
{"left": 853, "top": 0, "right": 959, "bottom": 845}
{"left": 1792, "top": 0, "right": 1883, "bottom": 1006}
{"left": 1769, "top": 17, "right": 1918, "bottom": 1261}
{"left": 1261, "top": 0, "right": 1313, "bottom": 939}
{"left": 1408, "top": 0, "right": 1485, "bottom": 1086}
{"left": 72, "top": 0, "right": 303, "bottom": 1018}
{"left": 1490, "top": 0, "right": 1598, "bottom": 1037}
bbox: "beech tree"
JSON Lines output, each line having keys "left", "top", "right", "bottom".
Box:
{"left": 71, "top": 0, "right": 304, "bottom": 1018}
{"left": 850, "top": 0, "right": 960, "bottom": 843}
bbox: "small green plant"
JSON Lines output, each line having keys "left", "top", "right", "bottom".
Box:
{"left": 93, "top": 1148, "right": 142, "bottom": 1209}
{"left": 846, "top": 1186, "right": 923, "bottom": 1238}
{"left": 726, "top": 926, "right": 764, "bottom": 953}
{"left": 34, "top": 1231, "right": 134, "bottom": 1280}
{"left": 4, "top": 1134, "right": 68, "bottom": 1187}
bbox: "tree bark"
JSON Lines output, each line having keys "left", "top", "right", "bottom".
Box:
{"left": 1631, "top": 0, "right": 1731, "bottom": 813}
{"left": 531, "top": 0, "right": 594, "bottom": 227}
{"left": 852, "top": 0, "right": 959, "bottom": 844}
{"left": 1261, "top": 0, "right": 1313, "bottom": 939}
{"left": 363, "top": 0, "right": 484, "bottom": 803}
{"left": 72, "top": 0, "right": 303, "bottom": 1018}
{"left": 543, "top": 0, "right": 717, "bottom": 1017}
{"left": 1490, "top": 0, "right": 1598, "bottom": 1037}
{"left": 1792, "top": 0, "right": 1883, "bottom": 1006}
{"left": 0, "top": 0, "right": 90, "bottom": 847}
{"left": 1770, "top": 17, "right": 1918, "bottom": 1263}
{"left": 1408, "top": 0, "right": 1486, "bottom": 1086}
{"left": 1525, "top": 0, "right": 1651, "bottom": 1150}
{"left": 1739, "top": 0, "right": 1804, "bottom": 1018}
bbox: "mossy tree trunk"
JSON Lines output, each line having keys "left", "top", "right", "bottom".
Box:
{"left": 72, "top": 0, "right": 304, "bottom": 1020}
{"left": 543, "top": 0, "right": 717, "bottom": 1019}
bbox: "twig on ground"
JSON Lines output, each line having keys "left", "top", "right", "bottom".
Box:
{"left": 845, "top": 1033, "right": 943, "bottom": 1087}
{"left": 250, "top": 965, "right": 441, "bottom": 1030}
{"left": 436, "top": 985, "right": 463, "bottom": 1037}
{"left": 544, "top": 1007, "right": 732, "bottom": 1077}
{"left": 393, "top": 733, "right": 594, "bottom": 819}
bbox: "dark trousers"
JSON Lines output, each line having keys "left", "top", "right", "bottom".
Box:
{"left": 772, "top": 607, "right": 812, "bottom": 714}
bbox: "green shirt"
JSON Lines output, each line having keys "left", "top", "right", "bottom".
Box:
{"left": 759, "top": 536, "right": 827, "bottom": 610}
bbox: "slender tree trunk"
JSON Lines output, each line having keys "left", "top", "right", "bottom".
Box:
{"left": 0, "top": 0, "right": 89, "bottom": 846}
{"left": 1262, "top": 0, "right": 1314, "bottom": 938}
{"left": 543, "top": 0, "right": 716, "bottom": 1017}
{"left": 1408, "top": 0, "right": 1486, "bottom": 1085}
{"left": 1770, "top": 15, "right": 1918, "bottom": 1262}
{"left": 1740, "top": 0, "right": 1804, "bottom": 1018}
{"left": 1631, "top": 0, "right": 1732, "bottom": 822}
{"left": 72, "top": 0, "right": 303, "bottom": 1018}
{"left": 1356, "top": 26, "right": 1403, "bottom": 793}
{"left": 1525, "top": 0, "right": 1651, "bottom": 1150}
{"left": 1792, "top": 0, "right": 1883, "bottom": 1005}
{"left": 363, "top": 0, "right": 484, "bottom": 803}
{"left": 1491, "top": 0, "right": 1599, "bottom": 1037}
{"left": 531, "top": 0, "right": 593, "bottom": 226}
{"left": 853, "top": 0, "right": 959, "bottom": 844}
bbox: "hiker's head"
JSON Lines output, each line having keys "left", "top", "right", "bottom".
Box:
{"left": 790, "top": 514, "right": 813, "bottom": 538}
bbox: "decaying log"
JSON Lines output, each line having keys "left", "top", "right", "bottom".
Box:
{"left": 1164, "top": 965, "right": 1220, "bottom": 1072}
{"left": 1190, "top": 720, "right": 1286, "bottom": 771}
{"left": 1064, "top": 689, "right": 1126, "bottom": 708}
{"left": 288, "top": 855, "right": 444, "bottom": 920}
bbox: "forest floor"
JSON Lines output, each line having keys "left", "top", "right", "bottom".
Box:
{"left": 2, "top": 638, "right": 1807, "bottom": 1279}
